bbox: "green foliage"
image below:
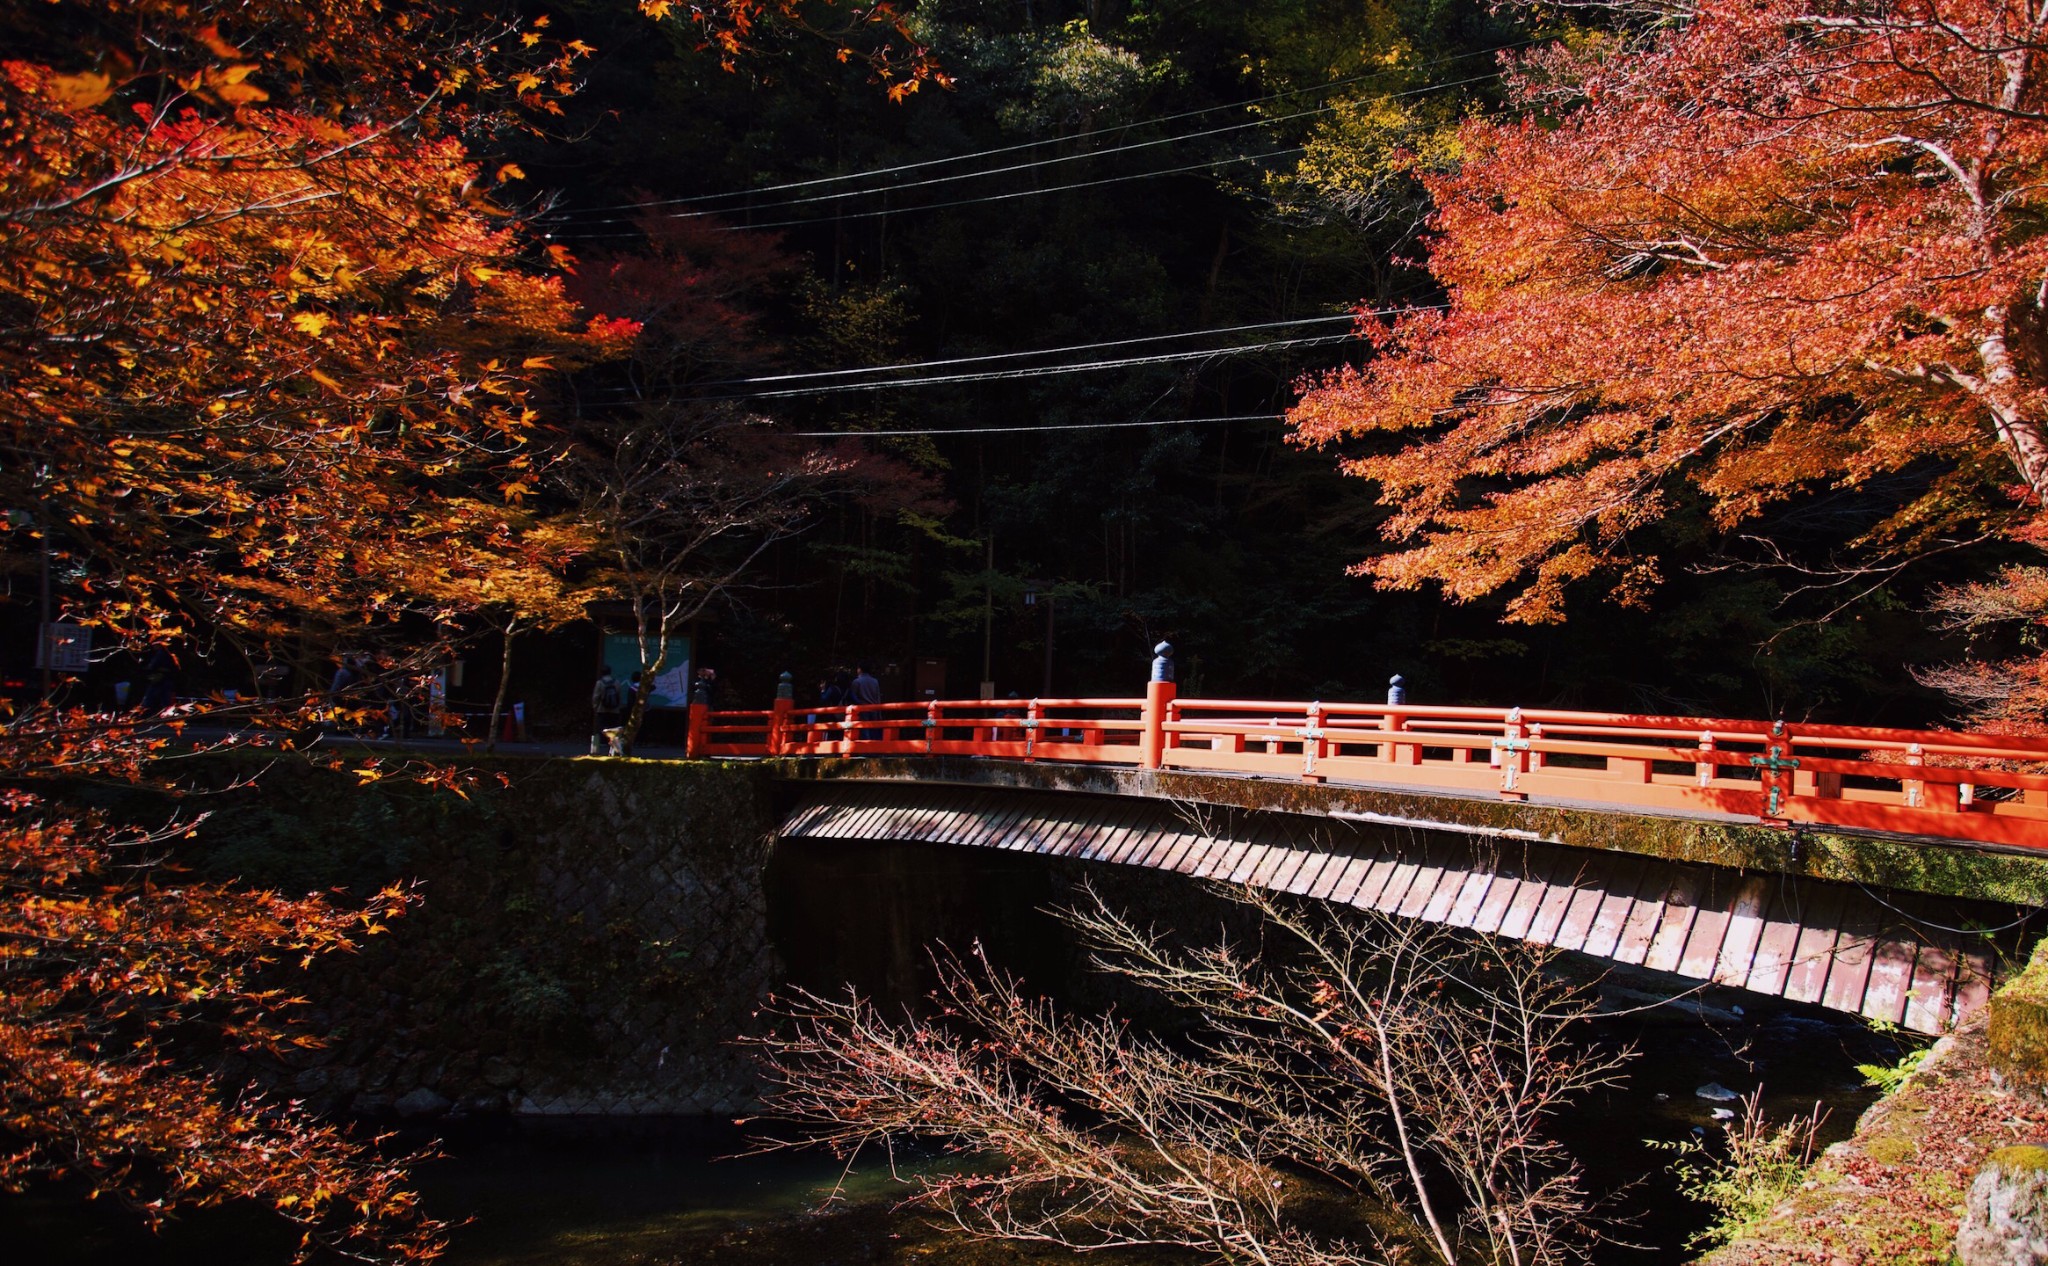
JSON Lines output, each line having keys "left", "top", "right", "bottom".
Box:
{"left": 188, "top": 792, "right": 411, "bottom": 895}
{"left": 1858, "top": 1046, "right": 1931, "bottom": 1095}
{"left": 1649, "top": 1095, "right": 1826, "bottom": 1249}
{"left": 476, "top": 951, "right": 581, "bottom": 1039}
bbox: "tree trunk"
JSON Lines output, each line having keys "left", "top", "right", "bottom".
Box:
{"left": 485, "top": 618, "right": 517, "bottom": 755}
{"left": 1978, "top": 307, "right": 2048, "bottom": 503}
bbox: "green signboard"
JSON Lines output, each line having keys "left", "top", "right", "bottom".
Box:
{"left": 601, "top": 633, "right": 690, "bottom": 710}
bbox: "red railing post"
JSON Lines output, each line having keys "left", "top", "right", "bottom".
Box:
{"left": 770, "top": 671, "right": 794, "bottom": 756}
{"left": 1299, "top": 701, "right": 1324, "bottom": 782}
{"left": 1495, "top": 707, "right": 1529, "bottom": 799}
{"left": 1902, "top": 743, "right": 1959, "bottom": 811}
{"left": 1384, "top": 706, "right": 1416, "bottom": 764}
{"left": 686, "top": 699, "right": 709, "bottom": 758}
{"left": 1141, "top": 680, "right": 1176, "bottom": 770}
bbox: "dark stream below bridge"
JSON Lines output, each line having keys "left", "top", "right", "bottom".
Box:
{"left": 11, "top": 837, "right": 1918, "bottom": 1266}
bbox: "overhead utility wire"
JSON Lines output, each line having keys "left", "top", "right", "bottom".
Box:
{"left": 563, "top": 101, "right": 1337, "bottom": 228}
{"left": 576, "top": 331, "right": 1371, "bottom": 405}
{"left": 713, "top": 313, "right": 1365, "bottom": 385}
{"left": 554, "top": 145, "right": 1314, "bottom": 240}
{"left": 556, "top": 42, "right": 1535, "bottom": 218}
{"left": 558, "top": 69, "right": 1503, "bottom": 232}
{"left": 711, "top": 333, "right": 1361, "bottom": 399}
{"left": 792, "top": 413, "right": 1284, "bottom": 438}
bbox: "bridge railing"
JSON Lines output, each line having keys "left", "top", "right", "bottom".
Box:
{"left": 690, "top": 686, "right": 2048, "bottom": 849}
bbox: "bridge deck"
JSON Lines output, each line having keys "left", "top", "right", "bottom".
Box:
{"left": 704, "top": 692, "right": 2048, "bottom": 850}
{"left": 780, "top": 780, "right": 2025, "bottom": 1036}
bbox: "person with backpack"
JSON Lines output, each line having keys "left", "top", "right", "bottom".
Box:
{"left": 591, "top": 665, "right": 624, "bottom": 756}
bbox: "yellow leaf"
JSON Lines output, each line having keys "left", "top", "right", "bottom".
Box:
{"left": 291, "top": 313, "right": 330, "bottom": 337}
{"left": 209, "top": 64, "right": 269, "bottom": 106}
{"left": 521, "top": 355, "right": 554, "bottom": 370}
{"left": 471, "top": 266, "right": 502, "bottom": 282}
{"left": 497, "top": 163, "right": 526, "bottom": 182}
{"left": 49, "top": 71, "right": 114, "bottom": 112}
{"left": 196, "top": 25, "right": 244, "bottom": 60}
{"left": 307, "top": 368, "right": 342, "bottom": 391}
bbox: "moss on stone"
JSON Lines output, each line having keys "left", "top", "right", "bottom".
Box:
{"left": 1863, "top": 1136, "right": 1919, "bottom": 1165}
{"left": 1991, "top": 940, "right": 2048, "bottom": 1096}
{"left": 1988, "top": 1144, "right": 2048, "bottom": 1173}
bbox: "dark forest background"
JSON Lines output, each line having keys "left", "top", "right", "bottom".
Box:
{"left": 501, "top": 0, "right": 1999, "bottom": 724}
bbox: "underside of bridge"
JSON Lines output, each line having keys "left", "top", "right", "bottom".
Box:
{"left": 775, "top": 766, "right": 2040, "bottom": 1036}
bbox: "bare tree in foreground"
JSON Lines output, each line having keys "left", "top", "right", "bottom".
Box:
{"left": 750, "top": 883, "right": 1631, "bottom": 1266}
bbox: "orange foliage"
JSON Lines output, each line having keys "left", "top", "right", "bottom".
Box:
{"left": 0, "top": 722, "right": 443, "bottom": 1260}
{"left": 639, "top": 0, "right": 948, "bottom": 96}
{"left": 0, "top": 1, "right": 624, "bottom": 1258}
{"left": 1290, "top": 0, "right": 2048, "bottom": 624}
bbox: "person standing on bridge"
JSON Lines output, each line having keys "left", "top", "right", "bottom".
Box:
{"left": 591, "top": 665, "right": 624, "bottom": 756}
{"left": 851, "top": 664, "right": 881, "bottom": 706}
{"left": 850, "top": 663, "right": 881, "bottom": 740}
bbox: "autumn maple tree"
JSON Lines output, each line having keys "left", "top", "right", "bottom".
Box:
{"left": 1, "top": 0, "right": 946, "bottom": 1252}
{"left": 1289, "top": 0, "right": 2048, "bottom": 721}
{"left": 559, "top": 210, "right": 935, "bottom": 745}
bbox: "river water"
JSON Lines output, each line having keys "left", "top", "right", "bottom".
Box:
{"left": 8, "top": 837, "right": 1915, "bottom": 1264}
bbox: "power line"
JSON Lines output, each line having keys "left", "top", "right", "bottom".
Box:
{"left": 555, "top": 44, "right": 1533, "bottom": 219}
{"left": 552, "top": 145, "right": 1311, "bottom": 240}
{"left": 710, "top": 313, "right": 1366, "bottom": 385}
{"left": 575, "top": 327, "right": 1386, "bottom": 405}
{"left": 723, "top": 333, "right": 1360, "bottom": 399}
{"left": 555, "top": 71, "right": 1501, "bottom": 235}
{"left": 793, "top": 413, "right": 1283, "bottom": 438}
{"left": 561, "top": 98, "right": 1344, "bottom": 230}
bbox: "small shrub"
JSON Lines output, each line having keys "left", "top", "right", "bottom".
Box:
{"left": 1857, "top": 1046, "right": 1930, "bottom": 1095}
{"left": 1649, "top": 1090, "right": 1826, "bottom": 1249}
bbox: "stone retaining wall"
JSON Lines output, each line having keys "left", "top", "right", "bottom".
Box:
{"left": 179, "top": 754, "right": 782, "bottom": 1120}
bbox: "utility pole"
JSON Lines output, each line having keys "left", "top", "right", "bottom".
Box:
{"left": 1041, "top": 591, "right": 1055, "bottom": 697}
{"left": 980, "top": 533, "right": 994, "bottom": 698}
{"left": 37, "top": 492, "right": 51, "bottom": 704}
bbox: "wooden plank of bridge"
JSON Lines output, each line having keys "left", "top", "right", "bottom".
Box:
{"left": 1610, "top": 863, "right": 1668, "bottom": 967}
{"left": 1677, "top": 876, "right": 1736, "bottom": 982}
{"left": 1444, "top": 868, "right": 1497, "bottom": 929}
{"left": 1863, "top": 932, "right": 1920, "bottom": 1027}
{"left": 1904, "top": 937, "right": 1960, "bottom": 1035}
{"left": 777, "top": 783, "right": 2021, "bottom": 1034}
{"left": 1347, "top": 854, "right": 1405, "bottom": 911}
{"left": 1471, "top": 851, "right": 1534, "bottom": 937}
{"left": 1713, "top": 876, "right": 1773, "bottom": 989}
{"left": 1782, "top": 883, "right": 1848, "bottom": 1007}
{"left": 1320, "top": 854, "right": 1379, "bottom": 905}
{"left": 1525, "top": 863, "right": 1585, "bottom": 947}
{"left": 1642, "top": 869, "right": 1704, "bottom": 977}
{"left": 1552, "top": 878, "right": 1609, "bottom": 955}
{"left": 1821, "top": 899, "right": 1883, "bottom": 1016}
{"left": 1396, "top": 858, "right": 1451, "bottom": 922}
{"left": 1497, "top": 854, "right": 1557, "bottom": 941}
{"left": 1581, "top": 855, "right": 1651, "bottom": 960}
{"left": 1743, "top": 882, "right": 1803, "bottom": 998}
{"left": 1280, "top": 845, "right": 1341, "bottom": 898}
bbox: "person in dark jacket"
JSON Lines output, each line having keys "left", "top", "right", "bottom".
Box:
{"left": 850, "top": 664, "right": 881, "bottom": 739}
{"left": 591, "top": 665, "right": 624, "bottom": 755}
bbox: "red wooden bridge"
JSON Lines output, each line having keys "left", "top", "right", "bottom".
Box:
{"left": 689, "top": 682, "right": 2048, "bottom": 850}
